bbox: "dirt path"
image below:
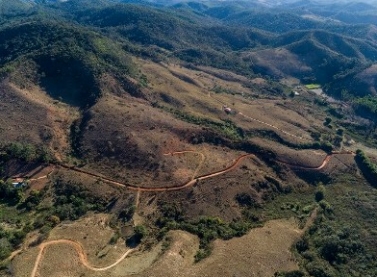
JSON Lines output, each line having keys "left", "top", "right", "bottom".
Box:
{"left": 135, "top": 190, "right": 141, "bottom": 208}
{"left": 25, "top": 151, "right": 355, "bottom": 276}
{"left": 30, "top": 239, "right": 134, "bottom": 277}
{"left": 29, "top": 168, "right": 55, "bottom": 182}
{"left": 45, "top": 151, "right": 354, "bottom": 194}
{"left": 60, "top": 153, "right": 255, "bottom": 192}
{"left": 238, "top": 112, "right": 304, "bottom": 140}
{"left": 278, "top": 151, "right": 354, "bottom": 170}
{"left": 163, "top": 150, "right": 206, "bottom": 180}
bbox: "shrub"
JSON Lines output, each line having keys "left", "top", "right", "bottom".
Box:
{"left": 355, "top": 149, "right": 377, "bottom": 187}
{"left": 134, "top": 225, "right": 148, "bottom": 241}
{"left": 315, "top": 184, "right": 325, "bottom": 202}
{"left": 0, "top": 238, "right": 12, "bottom": 260}
{"left": 274, "top": 271, "right": 305, "bottom": 277}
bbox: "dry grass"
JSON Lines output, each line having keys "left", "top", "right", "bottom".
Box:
{"left": 130, "top": 219, "right": 301, "bottom": 277}
{"left": 4, "top": 58, "right": 357, "bottom": 277}
{"left": 0, "top": 81, "right": 79, "bottom": 161}
{"left": 12, "top": 218, "right": 301, "bottom": 277}
{"left": 250, "top": 137, "right": 327, "bottom": 167}
{"left": 12, "top": 213, "right": 130, "bottom": 277}
{"left": 139, "top": 59, "right": 316, "bottom": 144}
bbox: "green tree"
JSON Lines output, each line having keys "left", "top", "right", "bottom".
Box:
{"left": 0, "top": 238, "right": 12, "bottom": 260}
{"left": 134, "top": 225, "right": 148, "bottom": 241}
{"left": 324, "top": 117, "right": 332, "bottom": 126}
{"left": 315, "top": 184, "right": 325, "bottom": 202}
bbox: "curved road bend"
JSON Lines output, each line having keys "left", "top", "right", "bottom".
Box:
{"left": 59, "top": 151, "right": 356, "bottom": 191}
{"left": 59, "top": 154, "right": 255, "bottom": 192}
{"left": 30, "top": 239, "right": 134, "bottom": 277}
{"left": 163, "top": 150, "right": 206, "bottom": 180}
{"left": 278, "top": 151, "right": 354, "bottom": 170}
{"left": 27, "top": 151, "right": 355, "bottom": 277}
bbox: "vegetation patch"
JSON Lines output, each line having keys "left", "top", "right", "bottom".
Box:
{"left": 305, "top": 84, "right": 321, "bottom": 90}
{"left": 156, "top": 202, "right": 261, "bottom": 262}
{"left": 355, "top": 149, "right": 377, "bottom": 187}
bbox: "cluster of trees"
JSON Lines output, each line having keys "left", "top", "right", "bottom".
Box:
{"left": 296, "top": 222, "right": 368, "bottom": 277}
{"left": 0, "top": 225, "right": 27, "bottom": 261}
{"left": 0, "top": 180, "right": 24, "bottom": 205}
{"left": 0, "top": 142, "right": 53, "bottom": 163}
{"left": 51, "top": 178, "right": 107, "bottom": 221}
{"left": 0, "top": 174, "right": 109, "bottom": 262}
{"left": 156, "top": 202, "right": 259, "bottom": 262}
{"left": 354, "top": 96, "right": 377, "bottom": 121}
{"left": 355, "top": 149, "right": 377, "bottom": 187}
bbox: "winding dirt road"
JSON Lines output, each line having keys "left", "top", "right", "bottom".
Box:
{"left": 60, "top": 153, "right": 255, "bottom": 192}
{"left": 30, "top": 239, "right": 134, "bottom": 277}
{"left": 25, "top": 150, "right": 355, "bottom": 277}
{"left": 42, "top": 150, "right": 354, "bottom": 192}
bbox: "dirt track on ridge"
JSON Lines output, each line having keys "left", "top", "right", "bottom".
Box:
{"left": 30, "top": 151, "right": 355, "bottom": 192}
{"left": 59, "top": 153, "right": 255, "bottom": 192}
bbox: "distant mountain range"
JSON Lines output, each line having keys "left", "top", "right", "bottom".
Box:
{"left": 1, "top": 0, "right": 377, "bottom": 99}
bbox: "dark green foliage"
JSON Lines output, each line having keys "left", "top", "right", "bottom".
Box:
{"left": 300, "top": 222, "right": 368, "bottom": 276}
{"left": 134, "top": 225, "right": 148, "bottom": 240}
{"left": 294, "top": 178, "right": 377, "bottom": 277}
{"left": 315, "top": 185, "right": 325, "bottom": 202}
{"left": 51, "top": 177, "right": 107, "bottom": 220}
{"left": 0, "top": 180, "right": 24, "bottom": 204}
{"left": 274, "top": 270, "right": 305, "bottom": 277}
{"left": 157, "top": 201, "right": 260, "bottom": 262}
{"left": 305, "top": 262, "right": 334, "bottom": 277}
{"left": 324, "top": 117, "right": 332, "bottom": 126}
{"left": 0, "top": 225, "right": 27, "bottom": 256}
{"left": 126, "top": 225, "right": 149, "bottom": 246}
{"left": 354, "top": 96, "right": 377, "bottom": 121}
{"left": 194, "top": 247, "right": 212, "bottom": 262}
{"left": 355, "top": 149, "right": 377, "bottom": 187}
{"left": 294, "top": 170, "right": 332, "bottom": 186}
{"left": 118, "top": 206, "right": 135, "bottom": 223}
{"left": 0, "top": 238, "right": 12, "bottom": 260}
{"left": 235, "top": 192, "right": 256, "bottom": 207}
{"left": 162, "top": 106, "right": 244, "bottom": 141}
{"left": 0, "top": 20, "right": 135, "bottom": 108}
{"left": 22, "top": 190, "right": 43, "bottom": 211}
{"left": 0, "top": 142, "right": 55, "bottom": 164}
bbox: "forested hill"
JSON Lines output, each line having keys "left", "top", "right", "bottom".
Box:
{"left": 1, "top": 0, "right": 377, "bottom": 99}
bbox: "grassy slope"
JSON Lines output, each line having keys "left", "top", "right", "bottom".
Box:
{"left": 1, "top": 2, "right": 377, "bottom": 276}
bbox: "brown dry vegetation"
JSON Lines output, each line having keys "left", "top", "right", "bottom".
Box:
{"left": 2, "top": 57, "right": 369, "bottom": 277}
{"left": 0, "top": 80, "right": 79, "bottom": 161}
{"left": 13, "top": 215, "right": 302, "bottom": 277}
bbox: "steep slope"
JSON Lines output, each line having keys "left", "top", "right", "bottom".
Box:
{"left": 0, "top": 20, "right": 135, "bottom": 107}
